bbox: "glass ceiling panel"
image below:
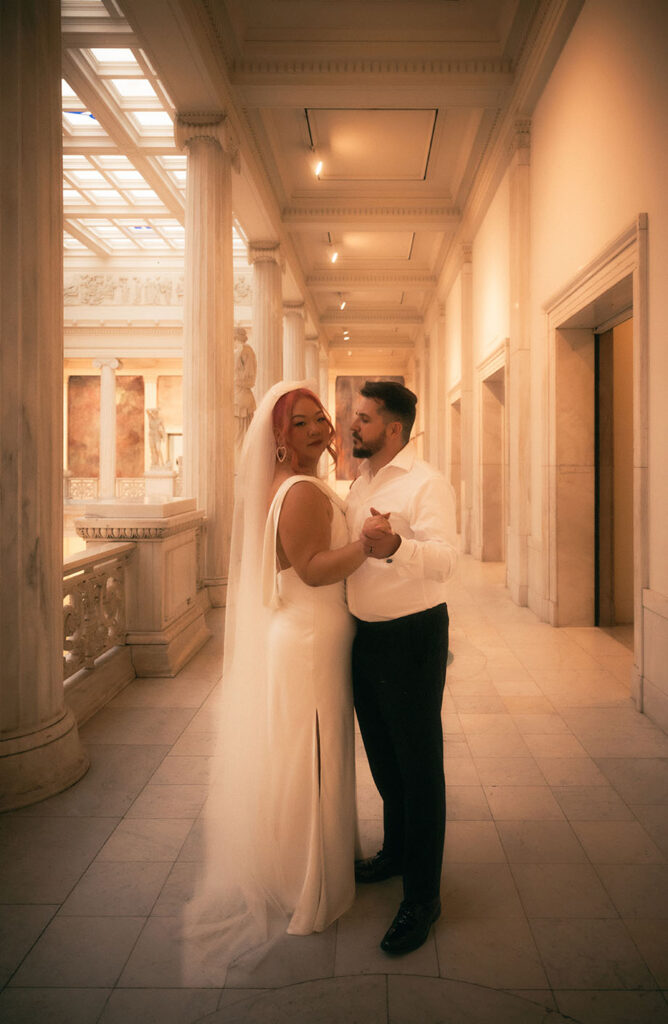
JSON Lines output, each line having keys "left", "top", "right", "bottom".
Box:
{"left": 131, "top": 111, "right": 173, "bottom": 128}
{"left": 111, "top": 79, "right": 157, "bottom": 98}
{"left": 90, "top": 48, "right": 138, "bottom": 64}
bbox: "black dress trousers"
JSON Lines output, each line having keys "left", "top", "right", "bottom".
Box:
{"left": 352, "top": 602, "right": 449, "bottom": 903}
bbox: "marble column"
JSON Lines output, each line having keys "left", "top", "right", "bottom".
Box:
{"left": 93, "top": 358, "right": 120, "bottom": 499}
{"left": 507, "top": 121, "right": 532, "bottom": 605}
{"left": 0, "top": 0, "right": 88, "bottom": 810}
{"left": 319, "top": 351, "right": 329, "bottom": 405}
{"left": 176, "top": 114, "right": 238, "bottom": 607}
{"left": 283, "top": 302, "right": 306, "bottom": 381}
{"left": 305, "top": 337, "right": 320, "bottom": 388}
{"left": 248, "top": 242, "right": 283, "bottom": 400}
{"left": 460, "top": 245, "right": 474, "bottom": 553}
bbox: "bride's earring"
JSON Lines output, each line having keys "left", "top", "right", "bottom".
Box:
{"left": 276, "top": 444, "right": 287, "bottom": 463}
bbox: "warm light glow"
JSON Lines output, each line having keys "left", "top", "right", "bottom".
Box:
{"left": 339, "top": 299, "right": 346, "bottom": 310}
{"left": 315, "top": 160, "right": 323, "bottom": 177}
{"left": 331, "top": 250, "right": 338, "bottom": 263}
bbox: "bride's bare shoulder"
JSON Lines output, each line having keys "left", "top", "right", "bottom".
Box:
{"left": 278, "top": 477, "right": 332, "bottom": 522}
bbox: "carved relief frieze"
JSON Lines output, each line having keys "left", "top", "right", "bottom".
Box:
{"left": 232, "top": 57, "right": 512, "bottom": 76}
{"left": 234, "top": 273, "right": 253, "bottom": 302}
{"left": 64, "top": 272, "right": 184, "bottom": 306}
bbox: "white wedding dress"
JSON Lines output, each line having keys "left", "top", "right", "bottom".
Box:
{"left": 263, "top": 475, "right": 356, "bottom": 933}
{"left": 183, "top": 381, "right": 357, "bottom": 979}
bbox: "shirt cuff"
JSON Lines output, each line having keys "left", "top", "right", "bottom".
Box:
{"left": 385, "top": 536, "right": 415, "bottom": 564}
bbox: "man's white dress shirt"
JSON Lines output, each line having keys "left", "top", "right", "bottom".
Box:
{"left": 345, "top": 445, "right": 458, "bottom": 622}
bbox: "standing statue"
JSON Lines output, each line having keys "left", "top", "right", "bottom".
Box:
{"left": 234, "top": 326, "right": 257, "bottom": 458}
{"left": 147, "top": 408, "right": 167, "bottom": 468}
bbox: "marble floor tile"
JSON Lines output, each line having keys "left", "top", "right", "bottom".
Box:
{"left": 467, "top": 732, "right": 532, "bottom": 757}
{"left": 224, "top": 925, "right": 338, "bottom": 989}
{"left": 623, "top": 919, "right": 668, "bottom": 987}
{"left": 551, "top": 785, "right": 635, "bottom": 821}
{"left": 96, "top": 817, "right": 193, "bottom": 862}
{"left": 484, "top": 785, "right": 565, "bottom": 821}
{"left": 572, "top": 820, "right": 666, "bottom": 864}
{"left": 125, "top": 784, "right": 208, "bottom": 820}
{"left": 441, "top": 862, "right": 525, "bottom": 921}
{"left": 535, "top": 756, "right": 609, "bottom": 787}
{"left": 530, "top": 917, "right": 657, "bottom": 990}
{"left": 443, "top": 821, "right": 507, "bottom": 863}
{"left": 0, "top": 905, "right": 58, "bottom": 986}
{"left": 387, "top": 976, "right": 571, "bottom": 1024}
{"left": 473, "top": 756, "right": 547, "bottom": 787}
{"left": 151, "top": 860, "right": 200, "bottom": 917}
{"left": 119, "top": 915, "right": 227, "bottom": 988}
{"left": 59, "top": 860, "right": 172, "bottom": 917}
{"left": 522, "top": 732, "right": 590, "bottom": 758}
{"left": 108, "top": 674, "right": 217, "bottom": 708}
{"left": 176, "top": 818, "right": 206, "bottom": 862}
{"left": 510, "top": 713, "right": 570, "bottom": 734}
{"left": 0, "top": 817, "right": 118, "bottom": 903}
{"left": 80, "top": 707, "right": 197, "bottom": 746}
{"left": 98, "top": 987, "right": 220, "bottom": 1024}
{"left": 511, "top": 862, "right": 618, "bottom": 919}
{"left": 451, "top": 694, "right": 507, "bottom": 714}
{"left": 8, "top": 743, "right": 170, "bottom": 820}
{"left": 445, "top": 785, "right": 492, "bottom": 820}
{"left": 630, "top": 803, "right": 668, "bottom": 856}
{"left": 10, "top": 915, "right": 145, "bottom": 987}
{"left": 555, "top": 989, "right": 668, "bottom": 1024}
{"left": 443, "top": 757, "right": 479, "bottom": 785}
{"left": 434, "top": 915, "right": 548, "bottom": 988}
{"left": 458, "top": 713, "right": 524, "bottom": 735}
{"left": 0, "top": 987, "right": 111, "bottom": 1024}
{"left": 496, "top": 820, "right": 588, "bottom": 863}
{"left": 597, "top": 865, "right": 668, "bottom": 918}
{"left": 595, "top": 758, "right": 668, "bottom": 804}
{"left": 501, "top": 695, "right": 557, "bottom": 713}
{"left": 150, "top": 754, "right": 213, "bottom": 786}
{"left": 206, "top": 976, "right": 388, "bottom": 1024}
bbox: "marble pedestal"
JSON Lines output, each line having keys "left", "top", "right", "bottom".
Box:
{"left": 77, "top": 498, "right": 211, "bottom": 677}
{"left": 144, "top": 468, "right": 177, "bottom": 498}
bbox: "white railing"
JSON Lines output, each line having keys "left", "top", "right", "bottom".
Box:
{"left": 65, "top": 476, "right": 147, "bottom": 501}
{"left": 63, "top": 542, "right": 135, "bottom": 681}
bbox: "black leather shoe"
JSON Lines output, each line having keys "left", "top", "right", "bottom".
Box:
{"left": 380, "top": 897, "right": 441, "bottom": 954}
{"left": 354, "top": 850, "right": 402, "bottom": 883}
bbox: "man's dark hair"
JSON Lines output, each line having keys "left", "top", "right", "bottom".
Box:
{"left": 360, "top": 380, "right": 417, "bottom": 443}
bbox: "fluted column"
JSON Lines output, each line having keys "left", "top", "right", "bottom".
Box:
{"left": 177, "top": 113, "right": 238, "bottom": 606}
{"left": 283, "top": 302, "right": 306, "bottom": 381}
{"left": 507, "top": 122, "right": 531, "bottom": 605}
{"left": 248, "top": 242, "right": 283, "bottom": 399}
{"left": 0, "top": 0, "right": 88, "bottom": 810}
{"left": 460, "top": 245, "right": 474, "bottom": 553}
{"left": 93, "top": 358, "right": 120, "bottom": 499}
{"left": 305, "top": 336, "right": 320, "bottom": 388}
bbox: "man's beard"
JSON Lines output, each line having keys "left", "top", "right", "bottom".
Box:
{"left": 352, "top": 435, "right": 384, "bottom": 459}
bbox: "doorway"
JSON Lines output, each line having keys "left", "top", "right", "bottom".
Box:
{"left": 480, "top": 366, "right": 506, "bottom": 561}
{"left": 595, "top": 318, "right": 634, "bottom": 638}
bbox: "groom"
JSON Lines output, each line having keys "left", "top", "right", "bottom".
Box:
{"left": 346, "top": 380, "right": 458, "bottom": 954}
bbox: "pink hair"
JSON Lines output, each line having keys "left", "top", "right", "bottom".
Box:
{"left": 272, "top": 387, "right": 338, "bottom": 468}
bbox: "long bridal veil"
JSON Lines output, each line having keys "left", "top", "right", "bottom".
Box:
{"left": 181, "top": 380, "right": 314, "bottom": 979}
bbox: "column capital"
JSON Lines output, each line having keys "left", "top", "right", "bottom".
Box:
{"left": 175, "top": 113, "right": 240, "bottom": 172}
{"left": 93, "top": 357, "right": 121, "bottom": 371}
{"left": 461, "top": 243, "right": 473, "bottom": 267}
{"left": 283, "top": 301, "right": 305, "bottom": 319}
{"left": 510, "top": 118, "right": 531, "bottom": 165}
{"left": 248, "top": 241, "right": 283, "bottom": 268}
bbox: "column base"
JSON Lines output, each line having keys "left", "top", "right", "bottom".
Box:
{"left": 0, "top": 710, "right": 89, "bottom": 812}
{"left": 203, "top": 577, "right": 228, "bottom": 607}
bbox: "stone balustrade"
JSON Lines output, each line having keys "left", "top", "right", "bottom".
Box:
{"left": 63, "top": 542, "right": 136, "bottom": 680}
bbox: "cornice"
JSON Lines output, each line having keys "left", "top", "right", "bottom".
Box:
{"left": 232, "top": 58, "right": 513, "bottom": 77}
{"left": 322, "top": 309, "right": 422, "bottom": 324}
{"left": 64, "top": 322, "right": 182, "bottom": 334}
{"left": 283, "top": 204, "right": 460, "bottom": 222}
{"left": 306, "top": 271, "right": 437, "bottom": 287}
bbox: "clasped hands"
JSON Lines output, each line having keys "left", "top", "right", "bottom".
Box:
{"left": 361, "top": 507, "right": 401, "bottom": 559}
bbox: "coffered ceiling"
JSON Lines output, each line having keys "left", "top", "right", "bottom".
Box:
{"left": 63, "top": 0, "right": 580, "bottom": 374}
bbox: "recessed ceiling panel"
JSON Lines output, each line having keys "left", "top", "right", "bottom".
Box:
{"left": 339, "top": 231, "right": 414, "bottom": 260}
{"left": 307, "top": 109, "right": 436, "bottom": 180}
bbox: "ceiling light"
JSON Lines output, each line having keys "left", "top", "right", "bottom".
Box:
{"left": 339, "top": 294, "right": 346, "bottom": 310}
{"left": 330, "top": 250, "right": 338, "bottom": 263}
{"left": 347, "top": 350, "right": 352, "bottom": 356}
{"left": 315, "top": 160, "right": 323, "bottom": 177}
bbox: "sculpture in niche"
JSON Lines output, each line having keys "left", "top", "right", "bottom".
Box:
{"left": 147, "top": 408, "right": 168, "bottom": 468}
{"left": 233, "top": 326, "right": 257, "bottom": 458}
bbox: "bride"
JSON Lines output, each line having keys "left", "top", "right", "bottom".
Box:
{"left": 185, "top": 380, "right": 375, "bottom": 973}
